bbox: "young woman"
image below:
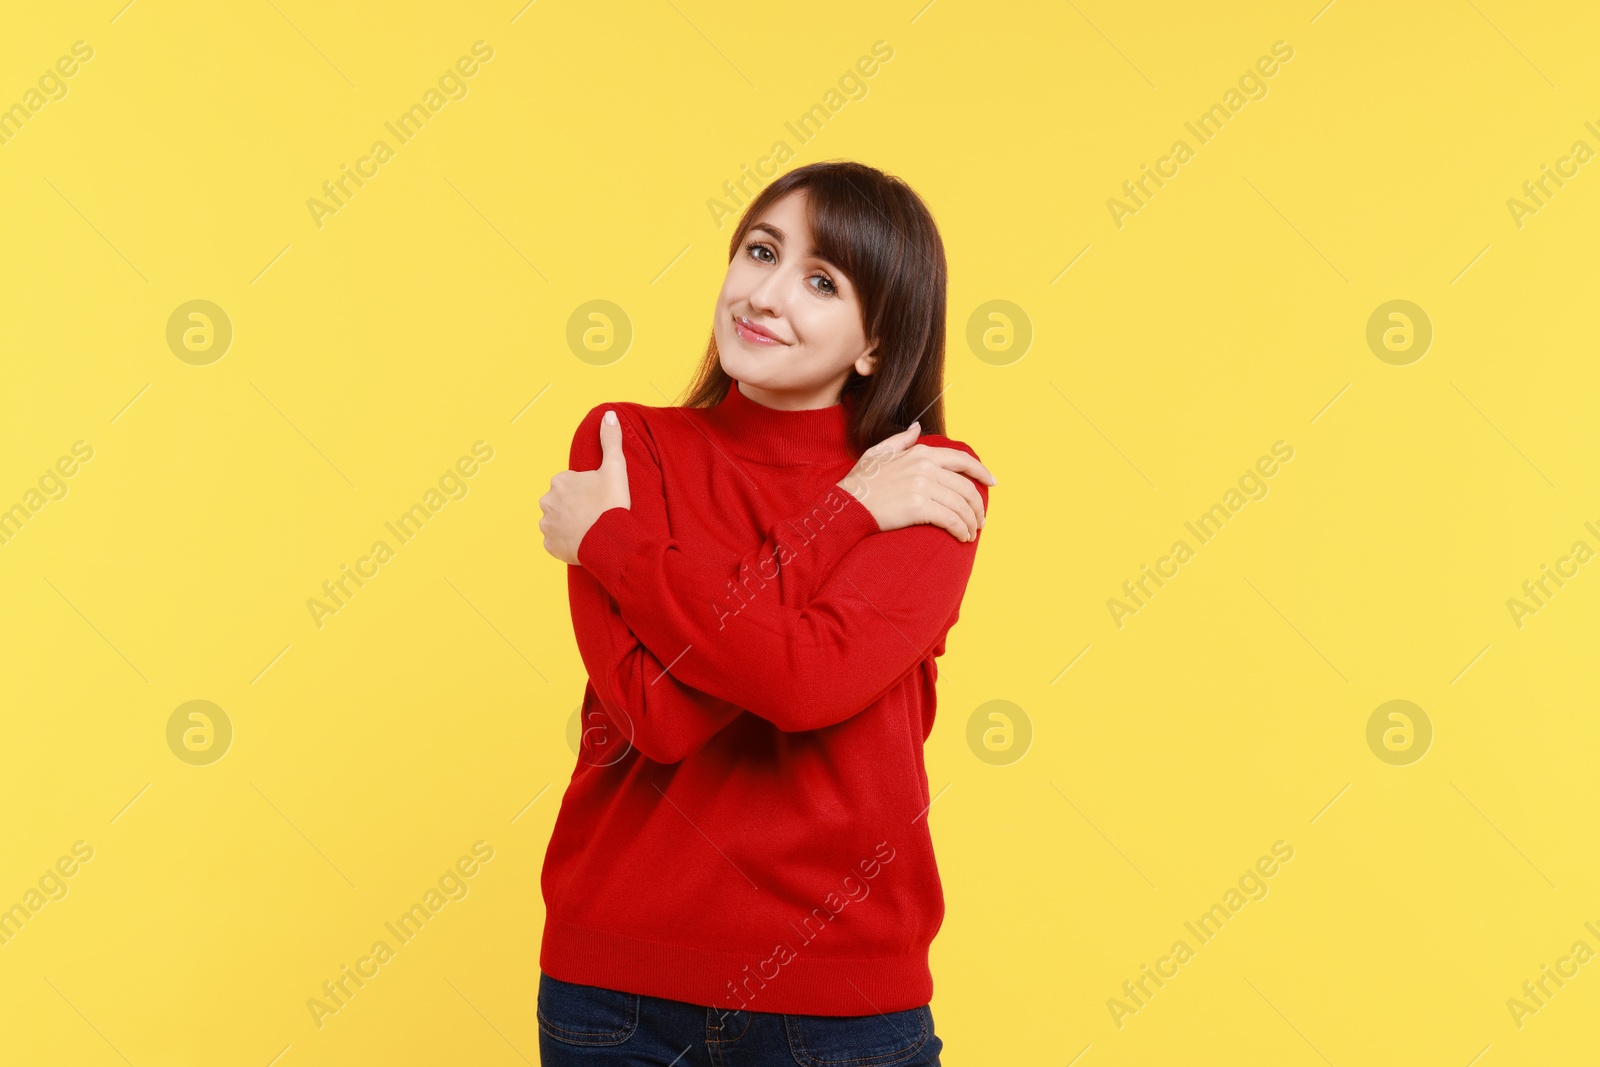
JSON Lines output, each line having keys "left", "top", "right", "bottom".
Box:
{"left": 535, "top": 160, "right": 996, "bottom": 1066}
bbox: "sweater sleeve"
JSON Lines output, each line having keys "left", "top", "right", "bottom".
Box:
{"left": 577, "top": 427, "right": 989, "bottom": 734}
{"left": 568, "top": 567, "right": 743, "bottom": 765}
{"left": 728, "top": 481, "right": 883, "bottom": 604}
{"left": 563, "top": 402, "right": 882, "bottom": 762}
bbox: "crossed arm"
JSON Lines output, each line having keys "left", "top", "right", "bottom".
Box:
{"left": 566, "top": 402, "right": 988, "bottom": 758}
{"left": 565, "top": 402, "right": 885, "bottom": 763}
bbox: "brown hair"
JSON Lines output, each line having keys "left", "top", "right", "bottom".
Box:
{"left": 677, "top": 159, "right": 949, "bottom": 456}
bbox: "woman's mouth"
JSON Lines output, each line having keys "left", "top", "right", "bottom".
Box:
{"left": 733, "top": 315, "right": 784, "bottom": 346}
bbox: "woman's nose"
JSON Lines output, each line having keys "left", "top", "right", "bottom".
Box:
{"left": 747, "top": 273, "right": 786, "bottom": 317}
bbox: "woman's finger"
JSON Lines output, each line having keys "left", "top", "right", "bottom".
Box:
{"left": 861, "top": 421, "right": 922, "bottom": 467}
{"left": 932, "top": 466, "right": 986, "bottom": 529}
{"left": 916, "top": 445, "right": 996, "bottom": 486}
{"left": 922, "top": 494, "right": 976, "bottom": 542}
{"left": 919, "top": 482, "right": 979, "bottom": 540}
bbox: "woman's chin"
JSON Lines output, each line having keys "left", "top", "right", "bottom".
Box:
{"left": 719, "top": 350, "right": 763, "bottom": 383}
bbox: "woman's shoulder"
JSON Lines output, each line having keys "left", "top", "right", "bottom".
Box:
{"left": 913, "top": 429, "right": 982, "bottom": 461}
{"left": 574, "top": 398, "right": 684, "bottom": 436}
{"left": 568, "top": 400, "right": 669, "bottom": 467}
{"left": 575, "top": 398, "right": 653, "bottom": 423}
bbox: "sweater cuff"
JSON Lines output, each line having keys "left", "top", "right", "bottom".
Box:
{"left": 577, "top": 506, "right": 654, "bottom": 593}
{"left": 787, "top": 486, "right": 881, "bottom": 572}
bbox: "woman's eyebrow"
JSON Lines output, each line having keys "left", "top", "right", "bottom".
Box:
{"left": 750, "top": 222, "right": 826, "bottom": 261}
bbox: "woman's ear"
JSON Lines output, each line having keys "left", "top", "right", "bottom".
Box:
{"left": 854, "top": 344, "right": 878, "bottom": 377}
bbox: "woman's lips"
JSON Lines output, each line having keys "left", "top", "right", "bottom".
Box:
{"left": 734, "top": 315, "right": 783, "bottom": 345}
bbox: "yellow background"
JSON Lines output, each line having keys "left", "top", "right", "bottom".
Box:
{"left": 3, "top": 0, "right": 1598, "bottom": 1063}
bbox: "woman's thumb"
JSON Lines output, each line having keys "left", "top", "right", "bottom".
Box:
{"left": 861, "top": 419, "right": 921, "bottom": 465}
{"left": 598, "top": 409, "right": 625, "bottom": 469}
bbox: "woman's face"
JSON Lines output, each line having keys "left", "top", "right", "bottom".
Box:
{"left": 712, "top": 189, "right": 877, "bottom": 410}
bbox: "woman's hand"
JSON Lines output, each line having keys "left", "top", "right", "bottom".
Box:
{"left": 540, "top": 410, "right": 631, "bottom": 565}
{"left": 839, "top": 421, "right": 998, "bottom": 542}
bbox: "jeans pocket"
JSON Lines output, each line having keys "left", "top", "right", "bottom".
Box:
{"left": 782, "top": 1004, "right": 933, "bottom": 1067}
{"left": 537, "top": 972, "right": 640, "bottom": 1047}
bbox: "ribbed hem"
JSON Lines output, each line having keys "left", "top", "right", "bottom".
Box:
{"left": 778, "top": 486, "right": 881, "bottom": 575}
{"left": 540, "top": 916, "right": 933, "bottom": 1016}
{"left": 576, "top": 506, "right": 653, "bottom": 593}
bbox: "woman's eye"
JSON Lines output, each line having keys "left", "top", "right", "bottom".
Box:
{"left": 746, "top": 241, "right": 837, "bottom": 295}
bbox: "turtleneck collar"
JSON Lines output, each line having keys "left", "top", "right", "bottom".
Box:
{"left": 701, "top": 378, "right": 861, "bottom": 467}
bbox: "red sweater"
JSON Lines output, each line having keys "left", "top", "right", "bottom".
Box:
{"left": 538, "top": 379, "right": 989, "bottom": 1017}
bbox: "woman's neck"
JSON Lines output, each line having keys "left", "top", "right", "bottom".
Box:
{"left": 703, "top": 378, "right": 859, "bottom": 467}
{"left": 735, "top": 375, "right": 849, "bottom": 412}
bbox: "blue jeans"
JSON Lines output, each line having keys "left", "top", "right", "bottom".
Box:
{"left": 537, "top": 972, "right": 944, "bottom": 1066}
